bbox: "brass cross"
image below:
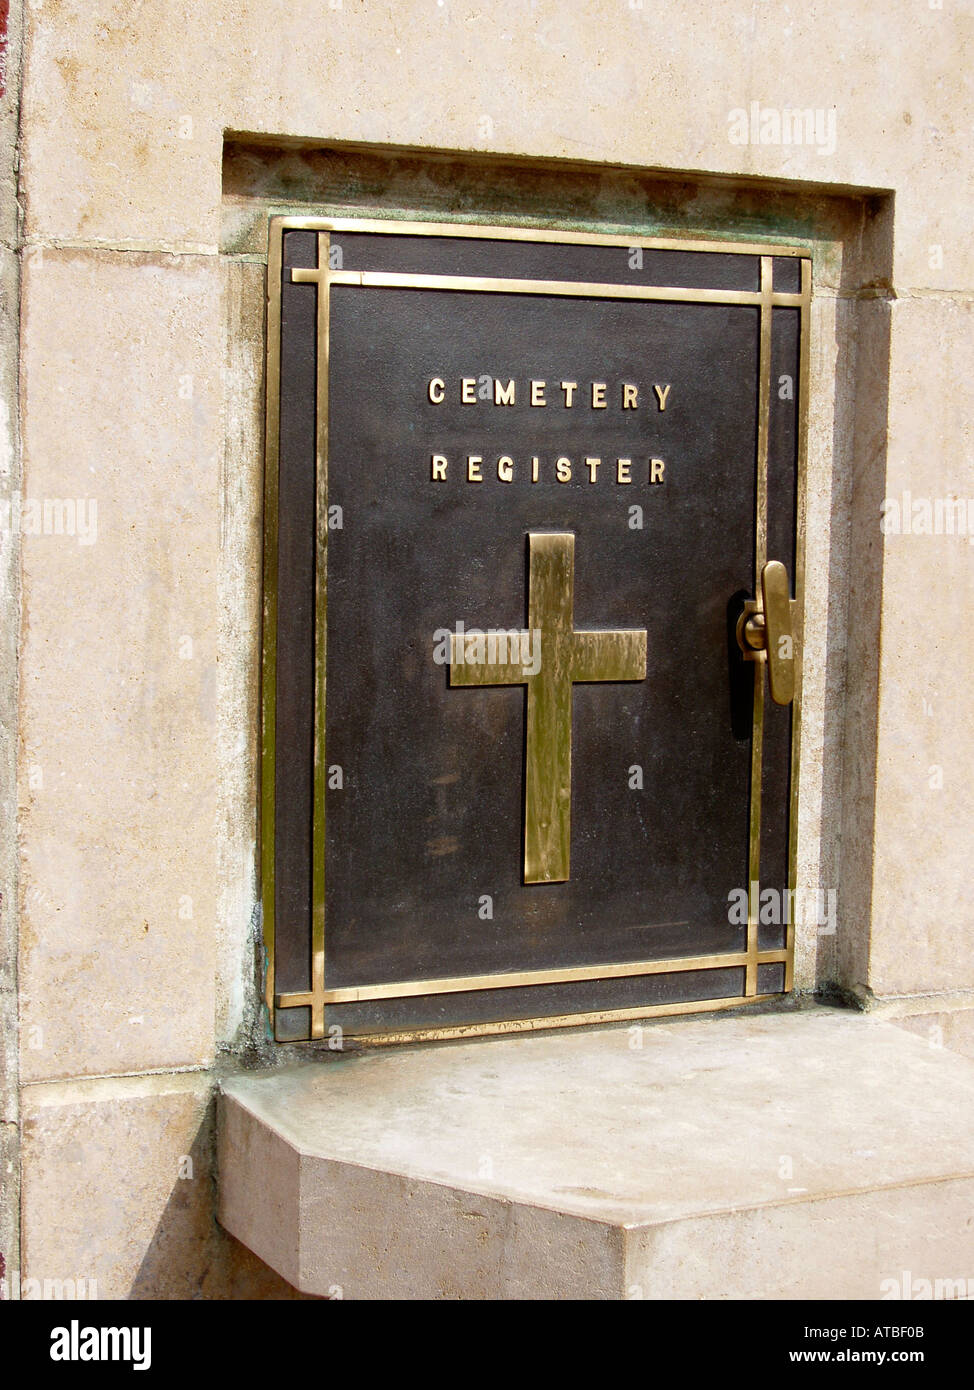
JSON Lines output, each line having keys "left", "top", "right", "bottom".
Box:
{"left": 451, "top": 533, "right": 647, "bottom": 884}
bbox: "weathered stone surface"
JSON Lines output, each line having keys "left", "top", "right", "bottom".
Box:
{"left": 0, "top": 0, "right": 23, "bottom": 1295}
{"left": 215, "top": 259, "right": 264, "bottom": 1047}
{"left": 866, "top": 296, "right": 974, "bottom": 998}
{"left": 0, "top": 1121, "right": 19, "bottom": 1300}
{"left": 17, "top": 249, "right": 222, "bottom": 1080}
{"left": 626, "top": 1176, "right": 974, "bottom": 1300}
{"left": 894, "top": 1004, "right": 974, "bottom": 1064}
{"left": 0, "top": 240, "right": 20, "bottom": 1126}
{"left": 794, "top": 289, "right": 859, "bottom": 994}
{"left": 18, "top": 3, "right": 974, "bottom": 289}
{"left": 20, "top": 1071, "right": 312, "bottom": 1298}
{"left": 219, "top": 1008, "right": 974, "bottom": 1299}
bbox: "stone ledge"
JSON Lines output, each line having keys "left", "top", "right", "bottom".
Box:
{"left": 217, "top": 1006, "right": 974, "bottom": 1299}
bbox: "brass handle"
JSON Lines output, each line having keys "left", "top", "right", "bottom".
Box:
{"left": 736, "top": 561, "right": 797, "bottom": 706}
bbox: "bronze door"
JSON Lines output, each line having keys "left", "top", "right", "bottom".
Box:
{"left": 262, "top": 219, "right": 809, "bottom": 1043}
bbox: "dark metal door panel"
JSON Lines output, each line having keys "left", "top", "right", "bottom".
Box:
{"left": 262, "top": 220, "right": 809, "bottom": 1043}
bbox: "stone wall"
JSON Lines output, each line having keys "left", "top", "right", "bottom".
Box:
{"left": 2, "top": 0, "right": 972, "bottom": 1296}
{"left": 0, "top": 0, "right": 24, "bottom": 1304}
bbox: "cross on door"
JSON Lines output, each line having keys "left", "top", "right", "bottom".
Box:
{"left": 450, "top": 532, "right": 647, "bottom": 884}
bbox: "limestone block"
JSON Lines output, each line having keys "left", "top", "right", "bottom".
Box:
{"left": 626, "top": 1176, "right": 974, "bottom": 1300}
{"left": 17, "top": 248, "right": 222, "bottom": 1080}
{"left": 20, "top": 1071, "right": 310, "bottom": 1298}
{"left": 219, "top": 1009, "right": 974, "bottom": 1299}
{"left": 20, "top": 0, "right": 222, "bottom": 251}
{"left": 868, "top": 296, "right": 974, "bottom": 997}
{"left": 894, "top": 1006, "right": 974, "bottom": 1064}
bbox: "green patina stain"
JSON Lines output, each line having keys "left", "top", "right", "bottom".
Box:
{"left": 221, "top": 141, "right": 883, "bottom": 293}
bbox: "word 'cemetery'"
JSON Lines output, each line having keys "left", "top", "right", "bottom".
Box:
{"left": 428, "top": 377, "right": 673, "bottom": 410}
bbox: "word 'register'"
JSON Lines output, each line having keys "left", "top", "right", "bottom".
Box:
{"left": 430, "top": 454, "right": 666, "bottom": 484}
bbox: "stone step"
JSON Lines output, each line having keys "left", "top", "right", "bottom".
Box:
{"left": 218, "top": 1005, "right": 974, "bottom": 1300}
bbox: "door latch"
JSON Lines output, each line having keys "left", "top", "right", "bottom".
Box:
{"left": 736, "top": 561, "right": 797, "bottom": 706}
